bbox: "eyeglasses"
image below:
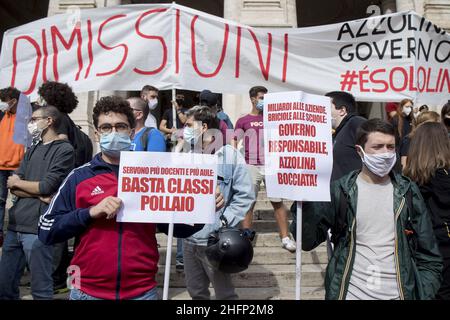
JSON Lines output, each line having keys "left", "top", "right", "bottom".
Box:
{"left": 98, "top": 123, "right": 130, "bottom": 134}
{"left": 131, "top": 108, "right": 143, "bottom": 113}
{"left": 29, "top": 116, "right": 47, "bottom": 123}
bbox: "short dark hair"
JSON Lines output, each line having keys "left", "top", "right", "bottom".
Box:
{"left": 38, "top": 81, "right": 78, "bottom": 114}
{"left": 249, "top": 86, "right": 267, "bottom": 98}
{"left": 0, "top": 87, "right": 20, "bottom": 102}
{"left": 34, "top": 105, "right": 62, "bottom": 130}
{"left": 93, "top": 96, "right": 135, "bottom": 129}
{"left": 186, "top": 106, "right": 219, "bottom": 130}
{"left": 325, "top": 91, "right": 356, "bottom": 113}
{"left": 141, "top": 85, "right": 159, "bottom": 94}
{"left": 128, "top": 97, "right": 149, "bottom": 121}
{"left": 356, "top": 118, "right": 395, "bottom": 148}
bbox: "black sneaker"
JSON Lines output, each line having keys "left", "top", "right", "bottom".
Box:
{"left": 176, "top": 261, "right": 184, "bottom": 273}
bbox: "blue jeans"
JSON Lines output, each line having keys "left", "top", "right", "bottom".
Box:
{"left": 0, "top": 231, "right": 53, "bottom": 300}
{"left": 69, "top": 286, "right": 160, "bottom": 300}
{"left": 0, "top": 170, "right": 12, "bottom": 233}
{"left": 176, "top": 238, "right": 183, "bottom": 264}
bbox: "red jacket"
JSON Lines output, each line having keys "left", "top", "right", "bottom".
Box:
{"left": 39, "top": 154, "right": 159, "bottom": 299}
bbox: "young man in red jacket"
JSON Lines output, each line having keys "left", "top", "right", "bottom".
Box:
{"left": 38, "top": 96, "right": 206, "bottom": 300}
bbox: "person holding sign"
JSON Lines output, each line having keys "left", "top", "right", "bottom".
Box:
{"left": 233, "top": 86, "right": 296, "bottom": 252}
{"left": 182, "top": 106, "right": 255, "bottom": 300}
{"left": 298, "top": 119, "right": 442, "bottom": 300}
{"left": 37, "top": 96, "right": 203, "bottom": 300}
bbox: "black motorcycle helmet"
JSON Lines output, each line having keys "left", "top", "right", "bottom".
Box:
{"left": 205, "top": 226, "right": 254, "bottom": 273}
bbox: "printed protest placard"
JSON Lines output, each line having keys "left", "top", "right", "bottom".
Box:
{"left": 117, "top": 151, "right": 217, "bottom": 224}
{"left": 263, "top": 91, "right": 333, "bottom": 202}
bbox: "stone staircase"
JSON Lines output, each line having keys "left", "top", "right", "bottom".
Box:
{"left": 156, "top": 188, "right": 327, "bottom": 300}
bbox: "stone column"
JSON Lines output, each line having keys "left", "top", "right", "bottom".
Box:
{"left": 424, "top": 0, "right": 450, "bottom": 31}
{"left": 222, "top": 0, "right": 297, "bottom": 125}
{"left": 395, "top": 0, "right": 425, "bottom": 15}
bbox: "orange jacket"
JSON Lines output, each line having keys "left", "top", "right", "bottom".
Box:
{"left": 0, "top": 112, "right": 25, "bottom": 170}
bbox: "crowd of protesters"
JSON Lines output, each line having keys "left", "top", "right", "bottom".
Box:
{"left": 0, "top": 81, "right": 449, "bottom": 301}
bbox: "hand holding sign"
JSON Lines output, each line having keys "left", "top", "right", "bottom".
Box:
{"left": 215, "top": 186, "right": 224, "bottom": 211}
{"left": 89, "top": 196, "right": 123, "bottom": 220}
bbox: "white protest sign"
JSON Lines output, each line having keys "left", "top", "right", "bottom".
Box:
{"left": 117, "top": 151, "right": 217, "bottom": 224}
{"left": 263, "top": 91, "right": 333, "bottom": 202}
{"left": 0, "top": 4, "right": 448, "bottom": 105}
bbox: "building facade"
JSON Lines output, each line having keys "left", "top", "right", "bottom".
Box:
{"left": 44, "top": 0, "right": 450, "bottom": 143}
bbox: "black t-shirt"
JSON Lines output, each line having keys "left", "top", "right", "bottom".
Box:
{"left": 162, "top": 108, "right": 188, "bottom": 129}
{"left": 400, "top": 136, "right": 411, "bottom": 157}
{"left": 331, "top": 114, "right": 366, "bottom": 181}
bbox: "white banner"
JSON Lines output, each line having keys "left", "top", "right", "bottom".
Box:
{"left": 117, "top": 151, "right": 217, "bottom": 224}
{"left": 0, "top": 4, "right": 448, "bottom": 105}
{"left": 264, "top": 91, "right": 333, "bottom": 202}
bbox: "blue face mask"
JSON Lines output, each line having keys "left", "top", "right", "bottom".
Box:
{"left": 256, "top": 99, "right": 264, "bottom": 111}
{"left": 100, "top": 132, "right": 131, "bottom": 158}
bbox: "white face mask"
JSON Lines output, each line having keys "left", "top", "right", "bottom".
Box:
{"left": 403, "top": 106, "right": 412, "bottom": 116}
{"left": 27, "top": 119, "right": 47, "bottom": 142}
{"left": 0, "top": 101, "right": 10, "bottom": 112}
{"left": 148, "top": 98, "right": 158, "bottom": 110}
{"left": 357, "top": 145, "right": 396, "bottom": 177}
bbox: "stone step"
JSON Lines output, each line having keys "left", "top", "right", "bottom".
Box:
{"left": 253, "top": 209, "right": 293, "bottom": 221}
{"left": 157, "top": 232, "right": 322, "bottom": 248}
{"left": 158, "top": 246, "right": 328, "bottom": 265}
{"left": 156, "top": 264, "right": 326, "bottom": 288}
{"left": 157, "top": 286, "right": 325, "bottom": 300}
{"left": 254, "top": 200, "right": 294, "bottom": 211}
{"left": 252, "top": 219, "right": 293, "bottom": 232}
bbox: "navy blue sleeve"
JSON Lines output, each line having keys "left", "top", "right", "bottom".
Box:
{"left": 147, "top": 129, "right": 166, "bottom": 152}
{"left": 38, "top": 170, "right": 92, "bottom": 245}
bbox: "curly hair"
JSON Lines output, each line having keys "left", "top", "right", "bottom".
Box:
{"left": 93, "top": 96, "right": 135, "bottom": 130}
{"left": 0, "top": 87, "right": 20, "bottom": 102}
{"left": 37, "top": 81, "right": 78, "bottom": 114}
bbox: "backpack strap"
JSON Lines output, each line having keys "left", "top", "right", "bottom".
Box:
{"left": 139, "top": 127, "right": 153, "bottom": 151}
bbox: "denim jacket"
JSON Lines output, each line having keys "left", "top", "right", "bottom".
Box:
{"left": 184, "top": 145, "right": 255, "bottom": 246}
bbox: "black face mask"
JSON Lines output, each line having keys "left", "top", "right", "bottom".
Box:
{"left": 444, "top": 117, "right": 450, "bottom": 127}
{"left": 176, "top": 99, "right": 184, "bottom": 106}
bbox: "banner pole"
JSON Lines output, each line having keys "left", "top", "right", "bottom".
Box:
{"left": 163, "top": 222, "right": 174, "bottom": 300}
{"left": 171, "top": 2, "right": 177, "bottom": 131}
{"left": 295, "top": 201, "right": 302, "bottom": 300}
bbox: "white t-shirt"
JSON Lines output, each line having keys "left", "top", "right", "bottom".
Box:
{"left": 346, "top": 175, "right": 400, "bottom": 300}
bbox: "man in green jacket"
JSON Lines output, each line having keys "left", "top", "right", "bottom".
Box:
{"left": 294, "top": 118, "right": 442, "bottom": 300}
